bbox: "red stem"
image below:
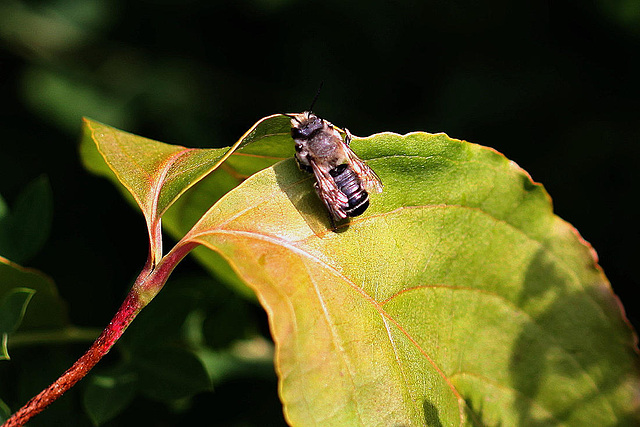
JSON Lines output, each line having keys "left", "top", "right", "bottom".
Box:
{"left": 2, "top": 241, "right": 198, "bottom": 427}
{"left": 2, "top": 293, "right": 141, "bottom": 427}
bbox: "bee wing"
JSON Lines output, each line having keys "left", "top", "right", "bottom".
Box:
{"left": 342, "top": 129, "right": 383, "bottom": 194}
{"left": 309, "top": 160, "right": 349, "bottom": 220}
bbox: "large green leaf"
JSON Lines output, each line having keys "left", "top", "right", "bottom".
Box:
{"left": 180, "top": 131, "right": 639, "bottom": 425}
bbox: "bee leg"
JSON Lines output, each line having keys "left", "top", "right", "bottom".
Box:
{"left": 327, "top": 213, "right": 336, "bottom": 230}
{"left": 295, "top": 156, "right": 313, "bottom": 173}
{"left": 344, "top": 128, "right": 352, "bottom": 146}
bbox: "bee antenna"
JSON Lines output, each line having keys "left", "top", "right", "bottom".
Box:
{"left": 282, "top": 113, "right": 302, "bottom": 124}
{"left": 308, "top": 81, "right": 324, "bottom": 112}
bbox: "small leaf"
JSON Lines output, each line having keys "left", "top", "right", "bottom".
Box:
{"left": 0, "top": 287, "right": 36, "bottom": 360}
{"left": 80, "top": 115, "right": 290, "bottom": 266}
{"left": 0, "top": 257, "right": 68, "bottom": 331}
{"left": 161, "top": 116, "right": 293, "bottom": 295}
{"left": 81, "top": 115, "right": 291, "bottom": 290}
{"left": 182, "top": 131, "right": 640, "bottom": 425}
{"left": 0, "top": 176, "right": 53, "bottom": 263}
{"left": 0, "top": 288, "right": 36, "bottom": 334}
{"left": 83, "top": 368, "right": 138, "bottom": 426}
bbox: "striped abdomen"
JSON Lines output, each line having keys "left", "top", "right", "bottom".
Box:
{"left": 330, "top": 164, "right": 370, "bottom": 217}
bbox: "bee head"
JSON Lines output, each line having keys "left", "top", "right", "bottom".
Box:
{"left": 287, "top": 112, "right": 324, "bottom": 140}
{"left": 285, "top": 82, "right": 325, "bottom": 139}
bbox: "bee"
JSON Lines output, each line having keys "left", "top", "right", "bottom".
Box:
{"left": 287, "top": 112, "right": 383, "bottom": 221}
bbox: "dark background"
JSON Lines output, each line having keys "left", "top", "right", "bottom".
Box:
{"left": 1, "top": 0, "right": 639, "bottom": 425}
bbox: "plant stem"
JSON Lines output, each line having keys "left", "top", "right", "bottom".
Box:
{"left": 2, "top": 241, "right": 197, "bottom": 427}
{"left": 1, "top": 293, "right": 141, "bottom": 427}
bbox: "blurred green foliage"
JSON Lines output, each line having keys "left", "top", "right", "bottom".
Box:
{"left": 1, "top": 0, "right": 639, "bottom": 425}
{"left": 0, "top": 288, "right": 35, "bottom": 360}
{"left": 0, "top": 176, "right": 52, "bottom": 264}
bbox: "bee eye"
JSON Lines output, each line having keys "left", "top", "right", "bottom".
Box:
{"left": 291, "top": 128, "right": 303, "bottom": 138}
{"left": 295, "top": 143, "right": 303, "bottom": 152}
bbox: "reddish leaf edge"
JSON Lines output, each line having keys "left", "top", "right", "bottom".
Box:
{"left": 473, "top": 138, "right": 639, "bottom": 356}
{"left": 420, "top": 134, "right": 639, "bottom": 357}
{"left": 477, "top": 139, "right": 640, "bottom": 356}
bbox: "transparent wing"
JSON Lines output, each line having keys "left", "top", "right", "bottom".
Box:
{"left": 342, "top": 129, "right": 383, "bottom": 193}
{"left": 310, "top": 161, "right": 349, "bottom": 220}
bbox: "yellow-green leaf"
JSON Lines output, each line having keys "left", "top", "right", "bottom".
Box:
{"left": 80, "top": 115, "right": 291, "bottom": 264}
{"left": 182, "top": 131, "right": 639, "bottom": 425}
{"left": 161, "top": 115, "right": 293, "bottom": 295}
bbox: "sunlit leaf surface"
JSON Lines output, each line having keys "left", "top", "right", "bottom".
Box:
{"left": 182, "top": 131, "right": 640, "bottom": 425}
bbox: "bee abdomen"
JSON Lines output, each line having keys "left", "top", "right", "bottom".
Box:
{"left": 330, "top": 164, "right": 370, "bottom": 217}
